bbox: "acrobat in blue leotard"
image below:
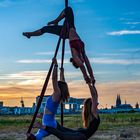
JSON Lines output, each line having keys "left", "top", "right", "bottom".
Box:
{"left": 35, "top": 96, "right": 59, "bottom": 140}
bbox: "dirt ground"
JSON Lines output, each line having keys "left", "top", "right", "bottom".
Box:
{"left": 0, "top": 127, "right": 140, "bottom": 140}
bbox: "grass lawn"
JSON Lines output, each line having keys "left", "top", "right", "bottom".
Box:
{"left": 0, "top": 113, "right": 140, "bottom": 130}
{"left": 0, "top": 113, "right": 140, "bottom": 140}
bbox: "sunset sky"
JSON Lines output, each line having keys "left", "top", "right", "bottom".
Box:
{"left": 0, "top": 0, "right": 140, "bottom": 108}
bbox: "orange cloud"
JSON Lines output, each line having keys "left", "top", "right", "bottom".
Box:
{"left": 0, "top": 80, "right": 140, "bottom": 108}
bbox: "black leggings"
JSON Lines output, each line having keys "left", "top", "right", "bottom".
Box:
{"left": 45, "top": 125, "right": 87, "bottom": 140}
{"left": 45, "top": 116, "right": 100, "bottom": 140}
{"left": 40, "top": 7, "right": 75, "bottom": 38}
{"left": 64, "top": 6, "right": 75, "bottom": 29}
{"left": 40, "top": 25, "right": 65, "bottom": 36}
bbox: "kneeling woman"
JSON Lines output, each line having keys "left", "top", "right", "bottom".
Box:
{"left": 27, "top": 58, "right": 70, "bottom": 140}
{"left": 35, "top": 84, "right": 100, "bottom": 140}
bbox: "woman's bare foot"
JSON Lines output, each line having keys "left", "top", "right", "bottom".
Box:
{"left": 33, "top": 122, "right": 42, "bottom": 128}
{"left": 27, "top": 133, "right": 36, "bottom": 140}
{"left": 23, "top": 32, "right": 31, "bottom": 38}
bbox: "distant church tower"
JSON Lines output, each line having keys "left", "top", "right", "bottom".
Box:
{"left": 20, "top": 97, "right": 25, "bottom": 108}
{"left": 125, "top": 100, "right": 127, "bottom": 104}
{"left": 135, "top": 102, "right": 139, "bottom": 109}
{"left": 116, "top": 94, "right": 121, "bottom": 107}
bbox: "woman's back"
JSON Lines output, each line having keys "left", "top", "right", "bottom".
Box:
{"left": 78, "top": 116, "right": 100, "bottom": 139}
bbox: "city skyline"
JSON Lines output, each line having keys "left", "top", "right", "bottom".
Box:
{"left": 0, "top": 93, "right": 138, "bottom": 109}
{"left": 0, "top": 0, "right": 140, "bottom": 107}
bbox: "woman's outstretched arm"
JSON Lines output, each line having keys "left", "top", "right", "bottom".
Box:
{"left": 60, "top": 67, "right": 65, "bottom": 82}
{"left": 52, "top": 58, "right": 61, "bottom": 102}
{"left": 88, "top": 84, "right": 98, "bottom": 118}
{"left": 84, "top": 54, "right": 95, "bottom": 85}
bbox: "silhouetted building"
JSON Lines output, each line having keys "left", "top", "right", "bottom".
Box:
{"left": 114, "top": 94, "right": 133, "bottom": 109}
{"left": 135, "top": 102, "right": 139, "bottom": 109}
{"left": 116, "top": 94, "right": 121, "bottom": 107}
{"left": 20, "top": 97, "right": 25, "bottom": 108}
{"left": 0, "top": 101, "right": 3, "bottom": 107}
{"left": 36, "top": 96, "right": 85, "bottom": 114}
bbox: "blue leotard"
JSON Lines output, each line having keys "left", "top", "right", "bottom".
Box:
{"left": 35, "top": 96, "right": 60, "bottom": 140}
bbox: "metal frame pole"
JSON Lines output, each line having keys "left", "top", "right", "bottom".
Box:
{"left": 27, "top": 37, "right": 61, "bottom": 134}
{"left": 27, "top": 0, "right": 69, "bottom": 135}
{"left": 65, "top": 0, "right": 68, "bottom": 8}
{"left": 60, "top": 38, "right": 66, "bottom": 126}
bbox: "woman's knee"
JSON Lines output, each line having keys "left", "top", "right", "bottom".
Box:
{"left": 65, "top": 7, "right": 73, "bottom": 15}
